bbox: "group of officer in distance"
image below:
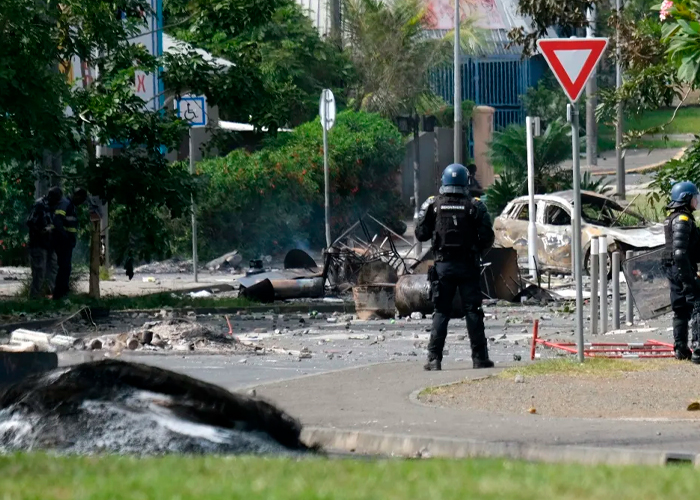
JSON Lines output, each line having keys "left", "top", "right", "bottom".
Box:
{"left": 417, "top": 164, "right": 700, "bottom": 370}
{"left": 26, "top": 187, "right": 88, "bottom": 301}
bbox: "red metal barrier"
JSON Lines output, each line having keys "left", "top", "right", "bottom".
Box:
{"left": 530, "top": 319, "right": 539, "bottom": 361}
{"left": 530, "top": 324, "right": 675, "bottom": 359}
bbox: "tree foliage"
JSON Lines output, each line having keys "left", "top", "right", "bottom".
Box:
{"left": 648, "top": 138, "right": 700, "bottom": 207}
{"left": 507, "top": 0, "right": 596, "bottom": 56}
{"left": 342, "top": 0, "right": 482, "bottom": 118}
{"left": 163, "top": 0, "right": 352, "bottom": 131}
{"left": 0, "top": 0, "right": 208, "bottom": 266}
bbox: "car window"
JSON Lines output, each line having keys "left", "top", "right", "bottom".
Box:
{"left": 515, "top": 204, "right": 532, "bottom": 221}
{"left": 545, "top": 204, "right": 571, "bottom": 226}
{"left": 580, "top": 196, "right": 646, "bottom": 227}
{"left": 506, "top": 203, "right": 522, "bottom": 219}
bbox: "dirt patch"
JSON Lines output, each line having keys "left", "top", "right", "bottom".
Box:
{"left": 421, "top": 361, "right": 700, "bottom": 419}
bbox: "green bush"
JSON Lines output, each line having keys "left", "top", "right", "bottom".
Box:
{"left": 648, "top": 139, "right": 700, "bottom": 207}
{"left": 191, "top": 111, "right": 407, "bottom": 259}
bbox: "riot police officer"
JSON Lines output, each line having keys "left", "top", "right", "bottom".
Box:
{"left": 415, "top": 163, "right": 495, "bottom": 371}
{"left": 663, "top": 181, "right": 700, "bottom": 361}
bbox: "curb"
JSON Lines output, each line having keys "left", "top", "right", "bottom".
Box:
{"left": 300, "top": 427, "right": 700, "bottom": 467}
{"left": 591, "top": 147, "right": 687, "bottom": 177}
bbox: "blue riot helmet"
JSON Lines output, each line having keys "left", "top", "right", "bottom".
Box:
{"left": 440, "top": 164, "right": 469, "bottom": 194}
{"left": 668, "top": 180, "right": 700, "bottom": 209}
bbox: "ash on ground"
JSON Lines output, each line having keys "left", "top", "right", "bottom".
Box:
{"left": 0, "top": 360, "right": 311, "bottom": 455}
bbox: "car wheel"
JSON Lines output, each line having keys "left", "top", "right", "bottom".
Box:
{"left": 583, "top": 244, "right": 622, "bottom": 278}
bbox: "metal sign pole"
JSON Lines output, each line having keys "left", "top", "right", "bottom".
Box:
{"left": 323, "top": 92, "right": 331, "bottom": 249}
{"left": 569, "top": 103, "right": 584, "bottom": 362}
{"left": 189, "top": 127, "right": 198, "bottom": 283}
{"left": 453, "top": 0, "right": 462, "bottom": 164}
{"left": 526, "top": 116, "right": 537, "bottom": 279}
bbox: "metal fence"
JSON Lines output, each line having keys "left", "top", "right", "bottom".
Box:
{"left": 430, "top": 56, "right": 529, "bottom": 127}
{"left": 430, "top": 56, "right": 529, "bottom": 159}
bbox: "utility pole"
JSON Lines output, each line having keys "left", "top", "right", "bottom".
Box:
{"left": 413, "top": 114, "right": 422, "bottom": 256}
{"left": 330, "top": 0, "right": 341, "bottom": 47}
{"left": 615, "top": 0, "right": 626, "bottom": 198}
{"left": 453, "top": 0, "right": 462, "bottom": 164}
{"left": 586, "top": 5, "right": 598, "bottom": 169}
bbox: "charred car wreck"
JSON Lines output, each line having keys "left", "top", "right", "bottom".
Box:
{"left": 494, "top": 191, "right": 665, "bottom": 274}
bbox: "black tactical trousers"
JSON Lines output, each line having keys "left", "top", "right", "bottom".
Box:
{"left": 670, "top": 279, "right": 700, "bottom": 346}
{"left": 428, "top": 261, "right": 489, "bottom": 362}
{"left": 53, "top": 245, "right": 73, "bottom": 300}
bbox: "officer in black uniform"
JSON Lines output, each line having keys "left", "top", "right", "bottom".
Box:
{"left": 663, "top": 181, "right": 700, "bottom": 361}
{"left": 466, "top": 163, "right": 484, "bottom": 197}
{"left": 52, "top": 187, "right": 88, "bottom": 300}
{"left": 415, "top": 163, "right": 495, "bottom": 371}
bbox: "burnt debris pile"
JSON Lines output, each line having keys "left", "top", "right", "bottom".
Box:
{"left": 0, "top": 360, "right": 311, "bottom": 455}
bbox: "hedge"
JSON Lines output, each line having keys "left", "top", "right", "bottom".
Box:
{"left": 193, "top": 110, "right": 407, "bottom": 260}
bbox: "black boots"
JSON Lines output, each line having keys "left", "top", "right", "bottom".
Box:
{"left": 676, "top": 344, "right": 692, "bottom": 360}
{"left": 473, "top": 358, "right": 495, "bottom": 369}
{"left": 423, "top": 359, "right": 442, "bottom": 371}
{"left": 692, "top": 346, "right": 700, "bottom": 364}
{"left": 674, "top": 318, "right": 692, "bottom": 360}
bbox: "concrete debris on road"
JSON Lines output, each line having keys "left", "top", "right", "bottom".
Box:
{"left": 8, "top": 329, "right": 83, "bottom": 353}
{"left": 206, "top": 250, "right": 243, "bottom": 271}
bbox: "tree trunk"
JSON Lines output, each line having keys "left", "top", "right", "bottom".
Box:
{"left": 80, "top": 57, "right": 100, "bottom": 298}
{"left": 89, "top": 219, "right": 100, "bottom": 298}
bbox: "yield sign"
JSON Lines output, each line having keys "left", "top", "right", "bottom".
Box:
{"left": 536, "top": 38, "right": 608, "bottom": 103}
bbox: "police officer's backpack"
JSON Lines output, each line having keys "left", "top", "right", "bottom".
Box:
{"left": 433, "top": 194, "right": 477, "bottom": 256}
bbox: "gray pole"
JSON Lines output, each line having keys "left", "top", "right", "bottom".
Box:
{"left": 570, "top": 104, "right": 585, "bottom": 362}
{"left": 189, "top": 128, "right": 198, "bottom": 283}
{"left": 599, "top": 235, "right": 608, "bottom": 334}
{"left": 526, "top": 117, "right": 537, "bottom": 279}
{"left": 590, "top": 237, "right": 599, "bottom": 336}
{"left": 615, "top": 0, "right": 626, "bottom": 198}
{"left": 323, "top": 94, "right": 331, "bottom": 249}
{"left": 626, "top": 250, "right": 634, "bottom": 324}
{"left": 612, "top": 251, "right": 621, "bottom": 330}
{"left": 413, "top": 116, "right": 422, "bottom": 256}
{"left": 330, "top": 0, "right": 341, "bottom": 46}
{"left": 434, "top": 126, "right": 440, "bottom": 192}
{"left": 453, "top": 0, "right": 462, "bottom": 164}
{"left": 586, "top": 6, "right": 598, "bottom": 168}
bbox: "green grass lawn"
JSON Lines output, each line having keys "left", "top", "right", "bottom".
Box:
{"left": 595, "top": 106, "right": 700, "bottom": 152}
{"left": 626, "top": 107, "right": 700, "bottom": 134}
{"left": 1, "top": 454, "right": 699, "bottom": 500}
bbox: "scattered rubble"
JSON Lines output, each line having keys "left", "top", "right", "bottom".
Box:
{"left": 206, "top": 250, "right": 243, "bottom": 271}
{"left": 134, "top": 258, "right": 194, "bottom": 274}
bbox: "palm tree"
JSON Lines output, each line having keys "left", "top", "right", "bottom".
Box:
{"left": 342, "top": 0, "right": 483, "bottom": 118}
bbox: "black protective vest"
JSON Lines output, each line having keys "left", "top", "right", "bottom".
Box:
{"left": 432, "top": 193, "right": 477, "bottom": 259}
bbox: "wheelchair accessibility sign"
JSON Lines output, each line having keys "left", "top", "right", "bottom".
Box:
{"left": 175, "top": 95, "right": 207, "bottom": 127}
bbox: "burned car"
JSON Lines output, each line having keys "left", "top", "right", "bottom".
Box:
{"left": 493, "top": 191, "right": 665, "bottom": 274}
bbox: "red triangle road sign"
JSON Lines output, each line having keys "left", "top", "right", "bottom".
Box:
{"left": 536, "top": 38, "right": 608, "bottom": 103}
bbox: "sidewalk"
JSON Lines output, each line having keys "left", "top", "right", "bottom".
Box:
{"left": 253, "top": 360, "right": 700, "bottom": 462}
